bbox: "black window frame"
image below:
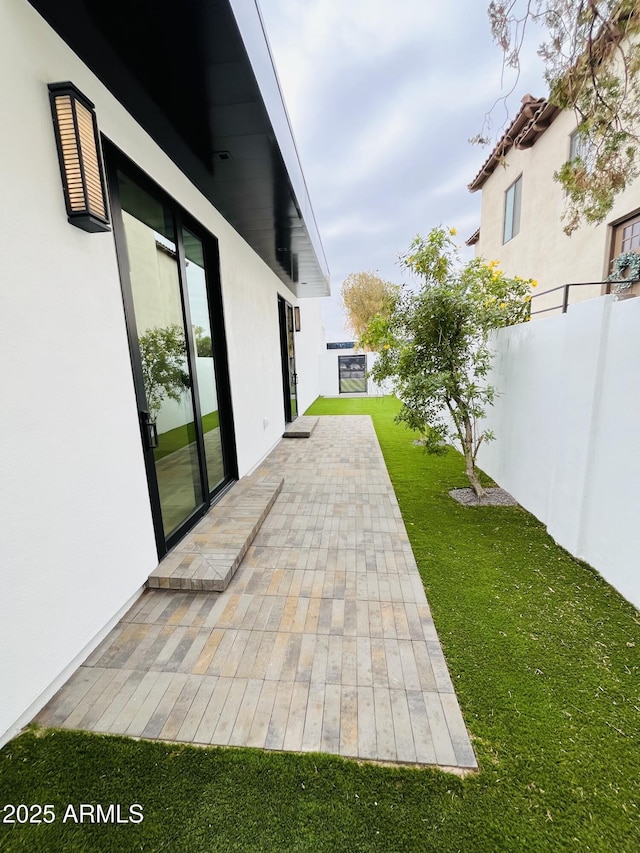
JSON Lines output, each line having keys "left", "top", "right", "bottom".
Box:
{"left": 104, "top": 140, "right": 238, "bottom": 558}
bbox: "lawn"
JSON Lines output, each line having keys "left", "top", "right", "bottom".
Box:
{"left": 1, "top": 396, "right": 638, "bottom": 852}
{"left": 154, "top": 411, "right": 219, "bottom": 461}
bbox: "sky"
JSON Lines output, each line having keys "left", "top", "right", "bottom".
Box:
{"left": 257, "top": 0, "right": 548, "bottom": 340}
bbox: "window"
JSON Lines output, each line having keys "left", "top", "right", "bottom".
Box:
{"left": 569, "top": 129, "right": 585, "bottom": 161}
{"left": 503, "top": 175, "right": 522, "bottom": 244}
{"left": 569, "top": 129, "right": 595, "bottom": 170}
{"left": 617, "top": 216, "right": 640, "bottom": 253}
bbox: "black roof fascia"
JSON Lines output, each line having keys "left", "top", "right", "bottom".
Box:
{"left": 28, "top": 0, "right": 330, "bottom": 298}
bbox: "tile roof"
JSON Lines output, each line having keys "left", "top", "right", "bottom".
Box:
{"left": 465, "top": 227, "right": 480, "bottom": 246}
{"left": 468, "top": 95, "right": 559, "bottom": 192}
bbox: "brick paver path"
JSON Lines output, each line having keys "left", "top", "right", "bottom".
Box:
{"left": 37, "top": 416, "right": 476, "bottom": 770}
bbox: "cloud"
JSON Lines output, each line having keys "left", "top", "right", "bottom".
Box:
{"left": 258, "top": 0, "right": 547, "bottom": 336}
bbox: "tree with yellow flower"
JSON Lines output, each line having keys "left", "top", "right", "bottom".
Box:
{"left": 362, "top": 226, "right": 534, "bottom": 497}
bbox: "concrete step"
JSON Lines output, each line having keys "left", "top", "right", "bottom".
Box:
{"left": 283, "top": 416, "right": 318, "bottom": 438}
{"left": 147, "top": 475, "right": 283, "bottom": 592}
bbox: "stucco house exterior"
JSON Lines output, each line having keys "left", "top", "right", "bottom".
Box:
{"left": 463, "top": 95, "right": 640, "bottom": 611}
{"left": 0, "top": 0, "right": 330, "bottom": 747}
{"left": 467, "top": 94, "right": 640, "bottom": 316}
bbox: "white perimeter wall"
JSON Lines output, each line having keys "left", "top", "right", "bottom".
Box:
{"left": 0, "top": 0, "right": 324, "bottom": 745}
{"left": 477, "top": 295, "right": 640, "bottom": 608}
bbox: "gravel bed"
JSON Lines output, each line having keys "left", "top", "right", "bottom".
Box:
{"left": 449, "top": 487, "right": 518, "bottom": 507}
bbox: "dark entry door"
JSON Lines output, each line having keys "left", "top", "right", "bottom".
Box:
{"left": 108, "top": 152, "right": 237, "bottom": 557}
{"left": 339, "top": 354, "right": 367, "bottom": 393}
{"left": 278, "top": 296, "right": 298, "bottom": 422}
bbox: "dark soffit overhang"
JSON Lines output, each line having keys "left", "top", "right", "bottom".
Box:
{"left": 28, "top": 0, "right": 330, "bottom": 298}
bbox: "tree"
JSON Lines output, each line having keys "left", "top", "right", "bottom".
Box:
{"left": 193, "top": 325, "right": 213, "bottom": 358}
{"left": 138, "top": 324, "right": 191, "bottom": 421}
{"left": 481, "top": 0, "right": 640, "bottom": 233}
{"left": 340, "top": 272, "right": 399, "bottom": 347}
{"left": 362, "top": 227, "right": 534, "bottom": 497}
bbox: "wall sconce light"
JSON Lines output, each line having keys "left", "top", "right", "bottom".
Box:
{"left": 294, "top": 306, "right": 301, "bottom": 332}
{"left": 48, "top": 82, "right": 110, "bottom": 233}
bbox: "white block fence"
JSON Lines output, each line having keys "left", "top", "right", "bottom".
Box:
{"left": 477, "top": 295, "right": 640, "bottom": 609}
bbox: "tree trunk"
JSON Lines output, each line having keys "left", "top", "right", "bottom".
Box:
{"left": 465, "top": 453, "right": 485, "bottom": 498}
{"left": 466, "top": 459, "right": 486, "bottom": 498}
{"left": 461, "top": 413, "right": 485, "bottom": 498}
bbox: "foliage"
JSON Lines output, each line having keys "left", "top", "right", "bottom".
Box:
{"left": 153, "top": 410, "right": 219, "bottom": 460}
{"left": 483, "top": 0, "right": 640, "bottom": 233}
{"left": 138, "top": 324, "right": 190, "bottom": 421}
{"left": 193, "top": 325, "right": 213, "bottom": 358}
{"left": 608, "top": 249, "right": 640, "bottom": 290}
{"left": 340, "top": 271, "right": 399, "bottom": 347}
{"left": 362, "top": 227, "right": 534, "bottom": 496}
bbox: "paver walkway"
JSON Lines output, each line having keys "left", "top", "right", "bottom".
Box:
{"left": 36, "top": 416, "right": 477, "bottom": 770}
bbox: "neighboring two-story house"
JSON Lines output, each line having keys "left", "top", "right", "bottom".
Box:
{"left": 467, "top": 94, "right": 640, "bottom": 315}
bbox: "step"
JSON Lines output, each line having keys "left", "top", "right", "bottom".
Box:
{"left": 283, "top": 416, "right": 318, "bottom": 438}
{"left": 147, "top": 475, "right": 283, "bottom": 592}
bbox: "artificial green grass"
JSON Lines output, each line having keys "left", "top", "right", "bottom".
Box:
{"left": 1, "top": 396, "right": 638, "bottom": 852}
{"left": 153, "top": 410, "right": 219, "bottom": 460}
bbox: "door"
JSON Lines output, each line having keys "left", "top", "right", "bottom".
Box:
{"left": 338, "top": 354, "right": 367, "bottom": 393}
{"left": 609, "top": 213, "right": 640, "bottom": 297}
{"left": 278, "top": 296, "right": 298, "bottom": 422}
{"left": 108, "top": 153, "right": 237, "bottom": 556}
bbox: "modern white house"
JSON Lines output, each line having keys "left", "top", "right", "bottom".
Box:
{"left": 0, "top": 0, "right": 330, "bottom": 747}
{"left": 467, "top": 94, "right": 640, "bottom": 315}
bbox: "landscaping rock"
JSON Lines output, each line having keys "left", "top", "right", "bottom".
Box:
{"left": 449, "top": 487, "right": 518, "bottom": 507}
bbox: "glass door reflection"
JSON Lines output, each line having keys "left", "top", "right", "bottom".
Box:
{"left": 118, "top": 173, "right": 204, "bottom": 538}
{"left": 286, "top": 304, "right": 298, "bottom": 418}
{"left": 182, "top": 226, "right": 225, "bottom": 494}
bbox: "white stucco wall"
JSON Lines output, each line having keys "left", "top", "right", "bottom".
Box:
{"left": 476, "top": 315, "right": 565, "bottom": 523}
{"left": 320, "top": 348, "right": 344, "bottom": 396}
{"left": 474, "top": 109, "right": 640, "bottom": 314}
{"left": 0, "top": 0, "right": 156, "bottom": 747}
{"left": 579, "top": 298, "right": 640, "bottom": 598}
{"left": 292, "top": 298, "right": 325, "bottom": 416}
{"left": 477, "top": 296, "right": 640, "bottom": 608}
{"left": 0, "top": 0, "right": 325, "bottom": 745}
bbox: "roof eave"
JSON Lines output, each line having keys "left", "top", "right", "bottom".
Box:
{"left": 468, "top": 97, "right": 559, "bottom": 192}
{"left": 27, "top": 0, "right": 330, "bottom": 298}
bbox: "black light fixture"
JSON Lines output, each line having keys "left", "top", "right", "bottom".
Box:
{"left": 48, "top": 82, "right": 110, "bottom": 233}
{"left": 294, "top": 306, "right": 301, "bottom": 332}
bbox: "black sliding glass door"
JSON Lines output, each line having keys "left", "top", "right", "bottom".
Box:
{"left": 182, "top": 226, "right": 226, "bottom": 494}
{"left": 108, "top": 152, "right": 236, "bottom": 556}
{"left": 278, "top": 295, "right": 298, "bottom": 422}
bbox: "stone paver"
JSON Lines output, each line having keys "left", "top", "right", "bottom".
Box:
{"left": 283, "top": 416, "right": 318, "bottom": 438}
{"left": 36, "top": 416, "right": 477, "bottom": 770}
{"left": 148, "top": 475, "right": 283, "bottom": 591}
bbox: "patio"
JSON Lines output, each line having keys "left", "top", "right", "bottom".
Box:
{"left": 36, "top": 416, "right": 476, "bottom": 770}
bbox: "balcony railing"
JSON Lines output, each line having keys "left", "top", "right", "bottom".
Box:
{"left": 529, "top": 281, "right": 606, "bottom": 316}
